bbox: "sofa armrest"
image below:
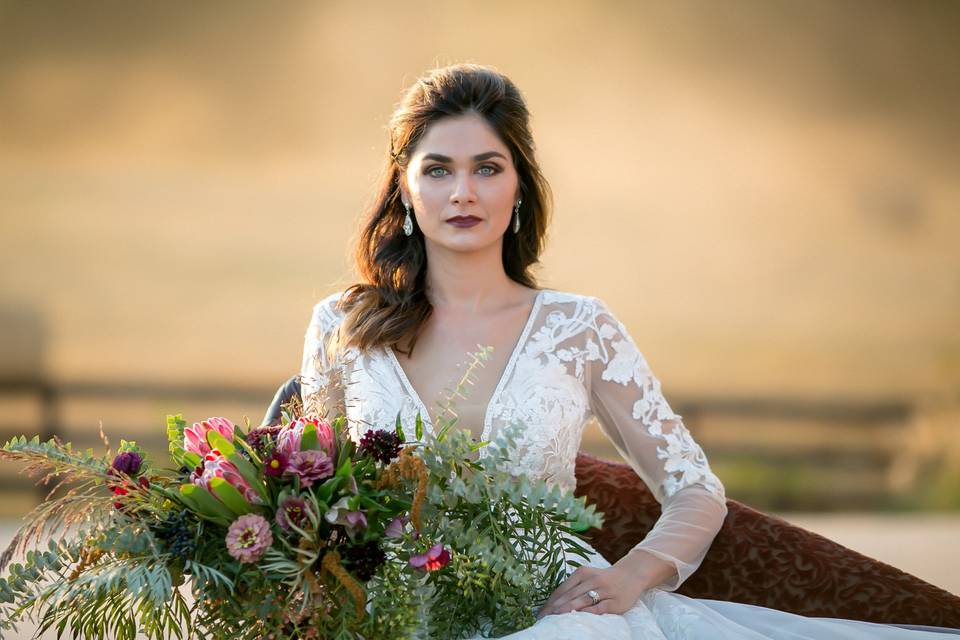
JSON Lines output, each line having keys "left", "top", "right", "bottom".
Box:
{"left": 573, "top": 451, "right": 960, "bottom": 628}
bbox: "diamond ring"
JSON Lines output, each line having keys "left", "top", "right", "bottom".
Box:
{"left": 586, "top": 589, "right": 600, "bottom": 606}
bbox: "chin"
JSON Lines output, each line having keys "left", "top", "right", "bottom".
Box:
{"left": 428, "top": 233, "right": 502, "bottom": 254}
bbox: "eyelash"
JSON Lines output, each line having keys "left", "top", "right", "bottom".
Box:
{"left": 425, "top": 165, "right": 501, "bottom": 178}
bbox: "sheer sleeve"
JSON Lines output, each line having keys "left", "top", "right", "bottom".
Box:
{"left": 299, "top": 292, "right": 346, "bottom": 422}
{"left": 586, "top": 297, "right": 727, "bottom": 592}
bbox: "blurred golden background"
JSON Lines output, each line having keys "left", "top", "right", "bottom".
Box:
{"left": 1, "top": 0, "right": 958, "bottom": 597}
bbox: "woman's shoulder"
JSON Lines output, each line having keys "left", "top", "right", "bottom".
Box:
{"left": 540, "top": 288, "right": 607, "bottom": 310}
{"left": 307, "top": 290, "right": 348, "bottom": 334}
{"left": 539, "top": 289, "right": 624, "bottom": 334}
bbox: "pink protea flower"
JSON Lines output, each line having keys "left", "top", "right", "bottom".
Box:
{"left": 276, "top": 495, "right": 313, "bottom": 532}
{"left": 191, "top": 449, "right": 265, "bottom": 505}
{"left": 276, "top": 417, "right": 336, "bottom": 458}
{"left": 184, "top": 417, "right": 235, "bottom": 457}
{"left": 409, "top": 543, "right": 450, "bottom": 571}
{"left": 225, "top": 514, "right": 273, "bottom": 563}
{"left": 285, "top": 450, "right": 333, "bottom": 488}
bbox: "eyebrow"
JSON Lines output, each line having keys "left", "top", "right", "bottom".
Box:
{"left": 421, "top": 151, "right": 508, "bottom": 163}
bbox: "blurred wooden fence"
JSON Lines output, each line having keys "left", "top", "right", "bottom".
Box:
{"left": 0, "top": 375, "right": 921, "bottom": 513}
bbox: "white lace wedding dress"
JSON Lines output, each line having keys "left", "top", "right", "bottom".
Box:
{"left": 300, "top": 289, "right": 959, "bottom": 639}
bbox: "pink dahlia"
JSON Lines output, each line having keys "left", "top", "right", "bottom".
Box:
{"left": 191, "top": 449, "right": 264, "bottom": 505}
{"left": 285, "top": 450, "right": 333, "bottom": 488}
{"left": 409, "top": 543, "right": 450, "bottom": 571}
{"left": 276, "top": 417, "right": 336, "bottom": 458}
{"left": 184, "top": 417, "right": 235, "bottom": 457}
{"left": 225, "top": 514, "right": 273, "bottom": 563}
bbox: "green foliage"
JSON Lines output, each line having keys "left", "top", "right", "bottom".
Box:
{"left": 0, "top": 533, "right": 194, "bottom": 640}
{"left": 0, "top": 435, "right": 118, "bottom": 567}
{"left": 117, "top": 439, "right": 147, "bottom": 458}
{"left": 166, "top": 414, "right": 197, "bottom": 470}
{"left": 179, "top": 484, "right": 235, "bottom": 524}
{"left": 1, "top": 355, "right": 608, "bottom": 639}
{"left": 1, "top": 434, "right": 109, "bottom": 479}
{"left": 403, "top": 420, "right": 602, "bottom": 638}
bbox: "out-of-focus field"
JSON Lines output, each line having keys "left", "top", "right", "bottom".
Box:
{"left": 1, "top": 1, "right": 959, "bottom": 615}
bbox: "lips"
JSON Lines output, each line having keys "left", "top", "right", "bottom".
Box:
{"left": 446, "top": 215, "right": 482, "bottom": 228}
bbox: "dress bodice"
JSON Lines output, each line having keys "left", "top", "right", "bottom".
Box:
{"left": 300, "top": 288, "right": 728, "bottom": 591}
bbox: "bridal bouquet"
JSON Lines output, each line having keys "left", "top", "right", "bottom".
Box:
{"left": 0, "top": 391, "right": 603, "bottom": 639}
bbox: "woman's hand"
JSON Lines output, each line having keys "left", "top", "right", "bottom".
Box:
{"left": 535, "top": 550, "right": 677, "bottom": 618}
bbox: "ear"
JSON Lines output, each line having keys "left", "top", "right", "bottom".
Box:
{"left": 398, "top": 171, "right": 410, "bottom": 207}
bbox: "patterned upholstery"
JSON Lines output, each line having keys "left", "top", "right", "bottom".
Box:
{"left": 263, "top": 375, "right": 960, "bottom": 628}
{"left": 574, "top": 452, "right": 960, "bottom": 628}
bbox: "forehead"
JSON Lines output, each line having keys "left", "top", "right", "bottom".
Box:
{"left": 412, "top": 113, "right": 511, "bottom": 159}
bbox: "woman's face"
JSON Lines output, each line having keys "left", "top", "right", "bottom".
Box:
{"left": 400, "top": 112, "right": 521, "bottom": 255}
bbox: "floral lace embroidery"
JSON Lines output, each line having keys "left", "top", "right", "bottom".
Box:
{"left": 301, "top": 290, "right": 724, "bottom": 501}
{"left": 591, "top": 304, "right": 725, "bottom": 500}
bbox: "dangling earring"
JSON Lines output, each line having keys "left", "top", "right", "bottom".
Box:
{"left": 403, "top": 203, "right": 414, "bottom": 236}
{"left": 512, "top": 199, "right": 522, "bottom": 233}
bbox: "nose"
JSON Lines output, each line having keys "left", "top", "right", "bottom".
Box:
{"left": 449, "top": 170, "right": 477, "bottom": 205}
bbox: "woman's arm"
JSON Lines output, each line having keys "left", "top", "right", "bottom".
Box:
{"left": 539, "top": 297, "right": 727, "bottom": 617}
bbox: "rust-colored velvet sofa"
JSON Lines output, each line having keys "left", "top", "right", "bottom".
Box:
{"left": 263, "top": 376, "right": 960, "bottom": 630}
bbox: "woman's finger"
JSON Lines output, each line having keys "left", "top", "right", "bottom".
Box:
{"left": 579, "top": 598, "right": 614, "bottom": 615}
{"left": 538, "top": 569, "right": 590, "bottom": 616}
{"left": 545, "top": 580, "right": 601, "bottom": 616}
{"left": 549, "top": 566, "right": 594, "bottom": 602}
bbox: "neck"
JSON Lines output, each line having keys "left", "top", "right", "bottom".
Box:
{"left": 423, "top": 240, "right": 518, "bottom": 313}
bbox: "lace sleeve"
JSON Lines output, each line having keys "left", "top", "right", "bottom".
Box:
{"left": 299, "top": 292, "right": 346, "bottom": 422}
{"left": 587, "top": 297, "right": 727, "bottom": 592}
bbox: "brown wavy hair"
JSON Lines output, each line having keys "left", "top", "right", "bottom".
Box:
{"left": 336, "top": 63, "right": 553, "bottom": 357}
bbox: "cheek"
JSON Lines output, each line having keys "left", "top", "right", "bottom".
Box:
{"left": 483, "top": 185, "right": 517, "bottom": 216}
{"left": 413, "top": 181, "right": 446, "bottom": 209}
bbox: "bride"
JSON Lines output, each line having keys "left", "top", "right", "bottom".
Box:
{"left": 298, "top": 63, "right": 958, "bottom": 638}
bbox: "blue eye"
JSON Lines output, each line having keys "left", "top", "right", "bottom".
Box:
{"left": 424, "top": 164, "right": 501, "bottom": 177}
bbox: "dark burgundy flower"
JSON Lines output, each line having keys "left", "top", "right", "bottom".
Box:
{"left": 358, "top": 429, "right": 403, "bottom": 464}
{"left": 263, "top": 450, "right": 289, "bottom": 478}
{"left": 245, "top": 425, "right": 281, "bottom": 457}
{"left": 111, "top": 451, "right": 143, "bottom": 476}
{"left": 342, "top": 540, "right": 387, "bottom": 582}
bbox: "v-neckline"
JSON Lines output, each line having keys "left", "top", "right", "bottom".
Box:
{"left": 385, "top": 288, "right": 547, "bottom": 443}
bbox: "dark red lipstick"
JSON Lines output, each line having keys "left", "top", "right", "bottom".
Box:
{"left": 446, "top": 215, "right": 481, "bottom": 228}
